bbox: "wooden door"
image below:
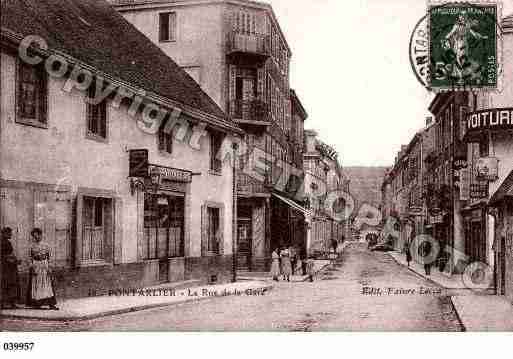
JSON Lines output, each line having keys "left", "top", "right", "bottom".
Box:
{"left": 0, "top": 187, "right": 32, "bottom": 272}
{"left": 237, "top": 219, "right": 252, "bottom": 270}
{"left": 35, "top": 190, "right": 72, "bottom": 268}
{"left": 500, "top": 237, "right": 506, "bottom": 296}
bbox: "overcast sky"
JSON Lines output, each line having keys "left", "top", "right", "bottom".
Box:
{"left": 266, "top": 0, "right": 513, "bottom": 167}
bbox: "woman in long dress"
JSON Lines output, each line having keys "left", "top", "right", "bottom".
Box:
{"left": 280, "top": 247, "right": 292, "bottom": 282}
{"left": 26, "top": 228, "right": 59, "bottom": 310}
{"left": 270, "top": 249, "right": 281, "bottom": 282}
{"left": 1, "top": 227, "right": 21, "bottom": 309}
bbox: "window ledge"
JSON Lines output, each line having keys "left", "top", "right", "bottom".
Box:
{"left": 158, "top": 150, "right": 173, "bottom": 157}
{"left": 209, "top": 170, "right": 223, "bottom": 177}
{"left": 159, "top": 39, "right": 177, "bottom": 43}
{"left": 79, "top": 260, "right": 111, "bottom": 268}
{"left": 15, "top": 118, "right": 48, "bottom": 129}
{"left": 86, "top": 133, "right": 108, "bottom": 144}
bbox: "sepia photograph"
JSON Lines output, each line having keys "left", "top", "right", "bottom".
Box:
{"left": 1, "top": 0, "right": 513, "bottom": 355}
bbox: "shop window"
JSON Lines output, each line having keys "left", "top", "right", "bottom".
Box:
{"left": 210, "top": 132, "right": 223, "bottom": 174}
{"left": 159, "top": 12, "right": 177, "bottom": 42}
{"left": 82, "top": 197, "right": 112, "bottom": 263}
{"left": 86, "top": 86, "right": 107, "bottom": 140}
{"left": 143, "top": 194, "right": 184, "bottom": 260}
{"left": 16, "top": 61, "right": 47, "bottom": 127}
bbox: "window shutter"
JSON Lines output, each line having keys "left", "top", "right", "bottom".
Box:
{"left": 75, "top": 195, "right": 84, "bottom": 267}
{"left": 39, "top": 68, "right": 48, "bottom": 124}
{"left": 167, "top": 133, "right": 173, "bottom": 154}
{"left": 170, "top": 13, "right": 177, "bottom": 41}
{"left": 229, "top": 65, "right": 236, "bottom": 102}
{"left": 158, "top": 130, "right": 166, "bottom": 151}
{"left": 99, "top": 102, "right": 107, "bottom": 138}
{"left": 54, "top": 191, "right": 71, "bottom": 268}
{"left": 218, "top": 206, "right": 225, "bottom": 255}
{"left": 201, "top": 205, "right": 207, "bottom": 256}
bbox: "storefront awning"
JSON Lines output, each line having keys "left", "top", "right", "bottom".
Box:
{"left": 272, "top": 193, "right": 311, "bottom": 217}
{"left": 490, "top": 169, "right": 513, "bottom": 205}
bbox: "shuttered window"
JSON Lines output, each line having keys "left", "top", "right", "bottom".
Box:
{"left": 159, "top": 12, "right": 177, "bottom": 42}
{"left": 158, "top": 129, "right": 173, "bottom": 154}
{"left": 17, "top": 62, "right": 47, "bottom": 126}
{"left": 210, "top": 132, "right": 223, "bottom": 173}
{"left": 86, "top": 86, "right": 107, "bottom": 140}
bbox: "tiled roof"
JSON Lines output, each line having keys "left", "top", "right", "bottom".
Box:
{"left": 1, "top": 0, "right": 241, "bottom": 133}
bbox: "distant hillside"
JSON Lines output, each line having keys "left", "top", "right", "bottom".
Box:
{"left": 345, "top": 167, "right": 389, "bottom": 211}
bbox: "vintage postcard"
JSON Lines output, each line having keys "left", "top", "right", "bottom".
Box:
{"left": 1, "top": 0, "right": 513, "bottom": 355}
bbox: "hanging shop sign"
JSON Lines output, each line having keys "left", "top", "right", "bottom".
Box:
{"left": 453, "top": 158, "right": 468, "bottom": 171}
{"left": 470, "top": 181, "right": 489, "bottom": 199}
{"left": 129, "top": 149, "right": 149, "bottom": 178}
{"left": 476, "top": 157, "right": 499, "bottom": 182}
{"left": 408, "top": 207, "right": 424, "bottom": 216}
{"left": 459, "top": 167, "right": 471, "bottom": 201}
{"left": 466, "top": 108, "right": 513, "bottom": 136}
{"left": 148, "top": 165, "right": 193, "bottom": 183}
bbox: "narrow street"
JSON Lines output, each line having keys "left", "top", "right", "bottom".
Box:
{"left": 1, "top": 243, "right": 463, "bottom": 332}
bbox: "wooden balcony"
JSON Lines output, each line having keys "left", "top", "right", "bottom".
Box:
{"left": 237, "top": 173, "right": 268, "bottom": 196}
{"left": 226, "top": 32, "right": 270, "bottom": 62}
{"left": 228, "top": 99, "right": 271, "bottom": 126}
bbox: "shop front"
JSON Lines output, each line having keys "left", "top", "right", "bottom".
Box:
{"left": 462, "top": 206, "right": 487, "bottom": 266}
{"left": 135, "top": 164, "right": 192, "bottom": 285}
{"left": 490, "top": 169, "right": 513, "bottom": 301}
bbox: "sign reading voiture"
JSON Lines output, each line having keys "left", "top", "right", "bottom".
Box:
{"left": 466, "top": 108, "right": 513, "bottom": 134}
{"left": 149, "top": 165, "right": 193, "bottom": 183}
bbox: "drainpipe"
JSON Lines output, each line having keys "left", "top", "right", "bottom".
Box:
{"left": 232, "top": 142, "right": 239, "bottom": 283}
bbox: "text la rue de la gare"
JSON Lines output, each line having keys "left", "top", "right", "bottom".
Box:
{"left": 89, "top": 287, "right": 268, "bottom": 298}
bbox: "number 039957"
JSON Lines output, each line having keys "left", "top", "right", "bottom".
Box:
{"left": 3, "top": 342, "right": 35, "bottom": 351}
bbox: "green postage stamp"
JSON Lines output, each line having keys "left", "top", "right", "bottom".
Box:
{"left": 428, "top": 1, "right": 501, "bottom": 91}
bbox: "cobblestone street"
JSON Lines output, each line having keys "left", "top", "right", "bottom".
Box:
{"left": 1, "top": 243, "right": 463, "bottom": 332}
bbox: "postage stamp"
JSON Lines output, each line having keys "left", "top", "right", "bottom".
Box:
{"left": 427, "top": 1, "right": 501, "bottom": 91}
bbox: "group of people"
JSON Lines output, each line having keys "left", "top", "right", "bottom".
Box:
{"left": 1, "top": 227, "right": 59, "bottom": 310}
{"left": 270, "top": 246, "right": 315, "bottom": 283}
{"left": 404, "top": 240, "right": 433, "bottom": 277}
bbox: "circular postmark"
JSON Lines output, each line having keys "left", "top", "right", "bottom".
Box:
{"left": 410, "top": 1, "right": 503, "bottom": 92}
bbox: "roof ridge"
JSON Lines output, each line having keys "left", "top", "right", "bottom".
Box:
{"left": 1, "top": 0, "right": 241, "bottom": 133}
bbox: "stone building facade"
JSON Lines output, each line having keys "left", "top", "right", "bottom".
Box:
{"left": 303, "top": 130, "right": 348, "bottom": 256}
{"left": 0, "top": 0, "right": 242, "bottom": 299}
{"left": 111, "top": 0, "right": 309, "bottom": 271}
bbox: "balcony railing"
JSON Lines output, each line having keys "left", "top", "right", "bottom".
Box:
{"left": 229, "top": 99, "right": 271, "bottom": 124}
{"left": 237, "top": 173, "right": 268, "bottom": 195}
{"left": 226, "top": 32, "right": 270, "bottom": 59}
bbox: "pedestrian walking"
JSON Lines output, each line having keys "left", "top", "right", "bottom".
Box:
{"left": 270, "top": 248, "right": 281, "bottom": 282}
{"left": 419, "top": 240, "right": 432, "bottom": 276}
{"left": 280, "top": 247, "right": 292, "bottom": 282}
{"left": 1, "top": 227, "right": 21, "bottom": 309}
{"left": 405, "top": 242, "right": 412, "bottom": 268}
{"left": 306, "top": 256, "right": 315, "bottom": 282}
{"left": 331, "top": 238, "right": 338, "bottom": 256}
{"left": 26, "top": 228, "right": 59, "bottom": 310}
{"left": 289, "top": 246, "right": 297, "bottom": 275}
